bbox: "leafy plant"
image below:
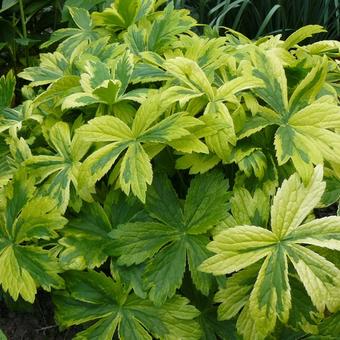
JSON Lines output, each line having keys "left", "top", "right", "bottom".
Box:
{"left": 200, "top": 165, "right": 340, "bottom": 338}
{"left": 0, "top": 0, "right": 340, "bottom": 339}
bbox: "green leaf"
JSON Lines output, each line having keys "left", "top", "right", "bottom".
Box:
{"left": 184, "top": 171, "right": 230, "bottom": 234}
{"left": 92, "top": 0, "right": 154, "bottom": 29}
{"left": 77, "top": 116, "right": 133, "bottom": 142}
{"left": 5, "top": 172, "right": 35, "bottom": 230}
{"left": 0, "top": 172, "right": 67, "bottom": 303}
{"left": 139, "top": 113, "right": 203, "bottom": 144}
{"left": 25, "top": 122, "right": 89, "bottom": 212}
{"left": 18, "top": 52, "right": 68, "bottom": 86}
{"left": 288, "top": 57, "right": 328, "bottom": 113}
{"left": 62, "top": 92, "right": 99, "bottom": 110}
{"left": 238, "top": 108, "right": 279, "bottom": 139}
{"left": 283, "top": 25, "right": 326, "bottom": 50}
{"left": 164, "top": 57, "right": 213, "bottom": 100}
{"left": 115, "top": 50, "right": 134, "bottom": 95}
{"left": 250, "top": 48, "right": 288, "bottom": 114}
{"left": 145, "top": 173, "right": 184, "bottom": 227}
{"left": 321, "top": 174, "right": 340, "bottom": 206}
{"left": 41, "top": 8, "right": 100, "bottom": 55}
{"left": 318, "top": 312, "right": 340, "bottom": 337}
{"left": 59, "top": 202, "right": 113, "bottom": 270}
{"left": 200, "top": 226, "right": 276, "bottom": 275}
{"left": 236, "top": 302, "right": 266, "bottom": 340}
{"left": 249, "top": 246, "right": 291, "bottom": 334}
{"left": 0, "top": 329, "right": 6, "bottom": 340}
{"left": 186, "top": 235, "right": 215, "bottom": 296}
{"left": 203, "top": 166, "right": 340, "bottom": 337}
{"left": 119, "top": 142, "right": 153, "bottom": 202}
{"left": 176, "top": 153, "right": 220, "bottom": 174}
{"left": 0, "top": 245, "right": 64, "bottom": 303}
{"left": 33, "top": 76, "right": 81, "bottom": 107}
{"left": 68, "top": 6, "right": 92, "bottom": 30}
{"left": 146, "top": 3, "right": 195, "bottom": 53}
{"left": 287, "top": 216, "right": 340, "bottom": 250}
{"left": 12, "top": 196, "right": 66, "bottom": 243}
{"left": 109, "top": 222, "right": 179, "bottom": 266}
{"left": 271, "top": 165, "right": 325, "bottom": 238}
{"left": 92, "top": 79, "right": 121, "bottom": 104}
{"left": 53, "top": 270, "right": 200, "bottom": 339}
{"left": 215, "top": 265, "right": 258, "bottom": 320}
{"left": 286, "top": 245, "right": 340, "bottom": 313}
{"left": 145, "top": 240, "right": 187, "bottom": 305}
{"left": 202, "top": 102, "right": 236, "bottom": 161}
{"left": 111, "top": 172, "right": 229, "bottom": 302}
{"left": 230, "top": 187, "right": 270, "bottom": 227}
{"left": 288, "top": 278, "right": 319, "bottom": 334}
{"left": 0, "top": 70, "right": 15, "bottom": 110}
{"left": 215, "top": 76, "right": 264, "bottom": 101}
{"left": 78, "top": 142, "right": 129, "bottom": 198}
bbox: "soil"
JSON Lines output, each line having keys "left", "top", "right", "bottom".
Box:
{"left": 0, "top": 291, "right": 80, "bottom": 340}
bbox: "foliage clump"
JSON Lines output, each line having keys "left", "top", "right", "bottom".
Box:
{"left": 0, "top": 1, "right": 340, "bottom": 339}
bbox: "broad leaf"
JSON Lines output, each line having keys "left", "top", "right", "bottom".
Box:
{"left": 201, "top": 166, "right": 340, "bottom": 337}
{"left": 54, "top": 270, "right": 201, "bottom": 339}
{"left": 111, "top": 172, "right": 230, "bottom": 304}
{"left": 0, "top": 172, "right": 67, "bottom": 302}
{"left": 25, "top": 122, "right": 90, "bottom": 212}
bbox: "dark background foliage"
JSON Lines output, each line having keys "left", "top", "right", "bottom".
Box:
{"left": 1, "top": 0, "right": 339, "bottom": 73}
{"left": 174, "top": 0, "right": 340, "bottom": 39}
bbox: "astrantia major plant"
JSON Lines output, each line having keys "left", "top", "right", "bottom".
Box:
{"left": 0, "top": 1, "right": 340, "bottom": 339}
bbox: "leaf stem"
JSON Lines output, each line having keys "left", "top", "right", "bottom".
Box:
{"left": 19, "top": 0, "right": 29, "bottom": 66}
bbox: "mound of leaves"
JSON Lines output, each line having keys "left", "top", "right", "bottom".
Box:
{"left": 0, "top": 1, "right": 340, "bottom": 339}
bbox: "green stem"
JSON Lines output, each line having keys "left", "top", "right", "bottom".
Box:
{"left": 19, "top": 0, "right": 29, "bottom": 66}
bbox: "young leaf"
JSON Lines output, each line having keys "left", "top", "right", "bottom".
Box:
{"left": 77, "top": 96, "right": 204, "bottom": 202}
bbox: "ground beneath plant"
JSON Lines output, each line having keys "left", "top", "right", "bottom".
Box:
{"left": 0, "top": 292, "right": 80, "bottom": 340}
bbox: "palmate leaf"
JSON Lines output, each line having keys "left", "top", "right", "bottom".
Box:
{"left": 229, "top": 187, "right": 270, "bottom": 227}
{"left": 164, "top": 57, "right": 214, "bottom": 100}
{"left": 58, "top": 190, "right": 143, "bottom": 271}
{"left": 18, "top": 52, "right": 69, "bottom": 86}
{"left": 162, "top": 57, "right": 264, "bottom": 162}
{"left": 62, "top": 52, "right": 134, "bottom": 109}
{"left": 92, "top": 0, "right": 154, "bottom": 30}
{"left": 243, "top": 49, "right": 340, "bottom": 180}
{"left": 125, "top": 3, "right": 196, "bottom": 54}
{"left": 176, "top": 153, "right": 220, "bottom": 174}
{"left": 200, "top": 165, "right": 340, "bottom": 337}
{"left": 41, "top": 7, "right": 102, "bottom": 56}
{"left": 58, "top": 202, "right": 113, "bottom": 270}
{"left": 110, "top": 171, "right": 230, "bottom": 304}
{"left": 0, "top": 172, "right": 67, "bottom": 303}
{"left": 77, "top": 94, "right": 205, "bottom": 202}
{"left": 53, "top": 270, "right": 201, "bottom": 340}
{"left": 25, "top": 122, "right": 90, "bottom": 213}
